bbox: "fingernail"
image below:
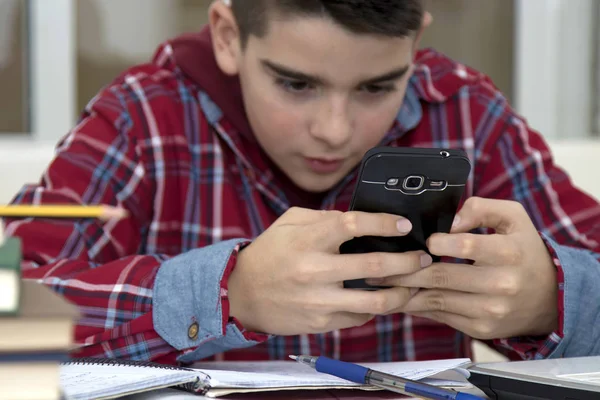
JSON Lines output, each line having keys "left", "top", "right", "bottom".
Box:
{"left": 420, "top": 253, "right": 433, "bottom": 268}
{"left": 452, "top": 215, "right": 461, "bottom": 228}
{"left": 366, "top": 278, "right": 384, "bottom": 286}
{"left": 397, "top": 219, "right": 412, "bottom": 233}
{"left": 410, "top": 288, "right": 419, "bottom": 297}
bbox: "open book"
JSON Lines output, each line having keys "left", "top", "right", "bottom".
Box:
{"left": 60, "top": 357, "right": 472, "bottom": 399}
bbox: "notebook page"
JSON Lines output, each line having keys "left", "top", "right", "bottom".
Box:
{"left": 61, "top": 364, "right": 202, "bottom": 400}
{"left": 193, "top": 358, "right": 470, "bottom": 389}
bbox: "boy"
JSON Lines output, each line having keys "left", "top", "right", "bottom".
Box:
{"left": 5, "top": 0, "right": 600, "bottom": 365}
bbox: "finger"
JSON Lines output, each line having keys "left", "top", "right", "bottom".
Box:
{"left": 427, "top": 233, "right": 519, "bottom": 265}
{"left": 336, "top": 287, "right": 413, "bottom": 315}
{"left": 377, "top": 263, "right": 521, "bottom": 296}
{"left": 315, "top": 251, "right": 432, "bottom": 282}
{"left": 410, "top": 310, "right": 503, "bottom": 340}
{"left": 409, "top": 311, "right": 478, "bottom": 337}
{"left": 451, "top": 197, "right": 528, "bottom": 234}
{"left": 306, "top": 311, "right": 374, "bottom": 333}
{"left": 315, "top": 211, "right": 412, "bottom": 246}
{"left": 278, "top": 207, "right": 341, "bottom": 226}
{"left": 403, "top": 290, "right": 498, "bottom": 318}
{"left": 327, "top": 312, "right": 375, "bottom": 332}
{"left": 373, "top": 263, "right": 488, "bottom": 293}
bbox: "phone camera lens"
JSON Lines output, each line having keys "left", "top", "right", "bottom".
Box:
{"left": 440, "top": 150, "right": 450, "bottom": 158}
{"left": 403, "top": 176, "right": 424, "bottom": 190}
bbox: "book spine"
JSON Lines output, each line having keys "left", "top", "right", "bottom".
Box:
{"left": 0, "top": 237, "right": 21, "bottom": 316}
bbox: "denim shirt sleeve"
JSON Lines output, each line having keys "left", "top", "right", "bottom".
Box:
{"left": 496, "top": 234, "right": 600, "bottom": 359}
{"left": 544, "top": 235, "right": 600, "bottom": 358}
{"left": 153, "top": 239, "right": 266, "bottom": 362}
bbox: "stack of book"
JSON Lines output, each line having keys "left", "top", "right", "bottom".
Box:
{"left": 0, "top": 232, "right": 20, "bottom": 316}
{"left": 0, "top": 226, "right": 80, "bottom": 400}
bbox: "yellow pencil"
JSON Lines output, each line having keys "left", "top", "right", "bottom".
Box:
{"left": 0, "top": 205, "right": 128, "bottom": 221}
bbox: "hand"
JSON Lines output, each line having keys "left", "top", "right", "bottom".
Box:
{"left": 369, "top": 197, "right": 559, "bottom": 340}
{"left": 227, "top": 207, "right": 430, "bottom": 336}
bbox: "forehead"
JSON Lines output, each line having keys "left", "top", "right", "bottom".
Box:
{"left": 245, "top": 15, "right": 415, "bottom": 84}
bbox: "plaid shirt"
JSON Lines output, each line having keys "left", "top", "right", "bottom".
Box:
{"left": 5, "top": 35, "right": 600, "bottom": 365}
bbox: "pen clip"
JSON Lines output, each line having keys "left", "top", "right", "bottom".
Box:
{"left": 372, "top": 381, "right": 410, "bottom": 396}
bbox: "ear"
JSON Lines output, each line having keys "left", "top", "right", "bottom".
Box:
{"left": 412, "top": 11, "right": 433, "bottom": 56}
{"left": 208, "top": 1, "right": 242, "bottom": 76}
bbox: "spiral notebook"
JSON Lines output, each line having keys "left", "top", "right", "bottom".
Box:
{"left": 60, "top": 357, "right": 472, "bottom": 399}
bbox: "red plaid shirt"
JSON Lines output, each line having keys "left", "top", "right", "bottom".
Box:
{"left": 6, "top": 29, "right": 600, "bottom": 365}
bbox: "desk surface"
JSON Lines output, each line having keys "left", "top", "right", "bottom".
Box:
{"left": 124, "top": 387, "right": 489, "bottom": 399}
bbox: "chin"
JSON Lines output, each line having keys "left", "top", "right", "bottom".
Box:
{"left": 295, "top": 175, "right": 341, "bottom": 193}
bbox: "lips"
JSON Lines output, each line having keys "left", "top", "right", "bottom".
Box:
{"left": 304, "top": 157, "right": 345, "bottom": 174}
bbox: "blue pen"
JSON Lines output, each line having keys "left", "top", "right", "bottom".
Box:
{"left": 289, "top": 355, "right": 484, "bottom": 400}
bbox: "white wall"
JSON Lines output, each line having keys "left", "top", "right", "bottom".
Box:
{"left": 77, "top": 0, "right": 180, "bottom": 63}
{"left": 0, "top": 141, "right": 55, "bottom": 203}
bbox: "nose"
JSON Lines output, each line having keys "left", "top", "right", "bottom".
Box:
{"left": 310, "top": 95, "right": 353, "bottom": 149}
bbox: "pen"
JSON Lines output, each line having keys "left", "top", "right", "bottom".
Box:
{"left": 289, "top": 355, "right": 484, "bottom": 400}
{"left": 0, "top": 205, "right": 128, "bottom": 221}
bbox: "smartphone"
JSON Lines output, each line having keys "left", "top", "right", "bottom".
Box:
{"left": 340, "top": 147, "right": 472, "bottom": 290}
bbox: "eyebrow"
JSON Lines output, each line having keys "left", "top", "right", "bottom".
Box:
{"left": 260, "top": 59, "right": 411, "bottom": 86}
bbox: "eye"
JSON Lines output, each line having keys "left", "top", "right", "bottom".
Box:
{"left": 276, "top": 78, "right": 314, "bottom": 93}
{"left": 360, "top": 84, "right": 396, "bottom": 94}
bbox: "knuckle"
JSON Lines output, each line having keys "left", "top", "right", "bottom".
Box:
{"left": 484, "top": 301, "right": 510, "bottom": 320}
{"left": 397, "top": 287, "right": 413, "bottom": 307}
{"left": 456, "top": 236, "right": 476, "bottom": 259}
{"left": 500, "top": 246, "right": 523, "bottom": 265}
{"left": 292, "top": 262, "right": 315, "bottom": 285}
{"left": 371, "top": 293, "right": 391, "bottom": 315}
{"left": 425, "top": 291, "right": 447, "bottom": 311}
{"left": 364, "top": 253, "right": 385, "bottom": 276}
{"left": 309, "top": 315, "right": 331, "bottom": 332}
{"left": 494, "top": 274, "right": 521, "bottom": 296}
{"left": 465, "top": 196, "right": 484, "bottom": 213}
{"left": 473, "top": 321, "right": 495, "bottom": 339}
{"left": 430, "top": 266, "right": 450, "bottom": 288}
{"left": 340, "top": 212, "right": 360, "bottom": 236}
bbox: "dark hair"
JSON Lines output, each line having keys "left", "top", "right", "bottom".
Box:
{"left": 230, "top": 0, "right": 424, "bottom": 48}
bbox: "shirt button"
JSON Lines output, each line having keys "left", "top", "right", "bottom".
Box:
{"left": 188, "top": 322, "right": 199, "bottom": 340}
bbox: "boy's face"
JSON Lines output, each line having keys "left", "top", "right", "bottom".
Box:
{"left": 212, "top": 8, "right": 419, "bottom": 192}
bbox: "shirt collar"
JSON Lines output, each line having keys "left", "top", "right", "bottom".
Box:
{"left": 396, "top": 75, "right": 424, "bottom": 133}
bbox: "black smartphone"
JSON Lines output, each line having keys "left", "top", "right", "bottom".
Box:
{"left": 340, "top": 147, "right": 472, "bottom": 290}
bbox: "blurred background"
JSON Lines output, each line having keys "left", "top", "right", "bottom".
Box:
{"left": 0, "top": 0, "right": 598, "bottom": 362}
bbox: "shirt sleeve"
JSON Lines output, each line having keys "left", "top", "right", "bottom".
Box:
{"left": 3, "top": 80, "right": 268, "bottom": 364}
{"left": 472, "top": 96, "right": 600, "bottom": 360}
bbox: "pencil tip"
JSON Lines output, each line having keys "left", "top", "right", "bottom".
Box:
{"left": 289, "top": 355, "right": 298, "bottom": 361}
{"left": 102, "top": 206, "right": 129, "bottom": 220}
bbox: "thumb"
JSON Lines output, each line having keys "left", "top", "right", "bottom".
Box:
{"left": 451, "top": 197, "right": 525, "bottom": 234}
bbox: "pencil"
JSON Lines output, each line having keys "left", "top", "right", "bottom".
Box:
{"left": 0, "top": 205, "right": 128, "bottom": 221}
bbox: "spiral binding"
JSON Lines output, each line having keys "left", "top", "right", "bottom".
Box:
{"left": 63, "top": 357, "right": 209, "bottom": 394}
{"left": 63, "top": 357, "right": 193, "bottom": 371}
